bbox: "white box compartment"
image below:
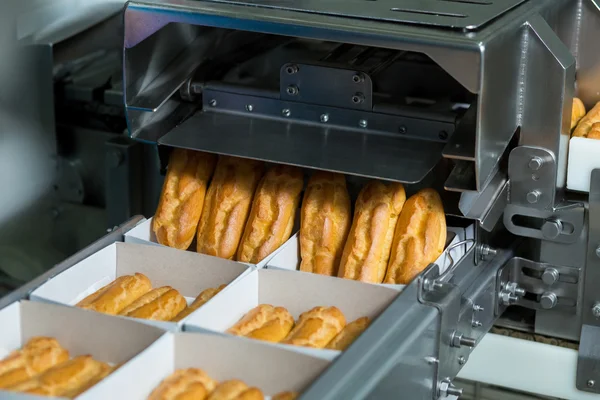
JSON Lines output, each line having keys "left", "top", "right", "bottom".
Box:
{"left": 124, "top": 216, "right": 295, "bottom": 268}
{"left": 184, "top": 268, "right": 400, "bottom": 359}
{"left": 567, "top": 136, "right": 600, "bottom": 192}
{"left": 0, "top": 300, "right": 165, "bottom": 400}
{"left": 30, "top": 242, "right": 250, "bottom": 330}
{"left": 104, "top": 332, "right": 330, "bottom": 399}
{"left": 266, "top": 226, "right": 469, "bottom": 289}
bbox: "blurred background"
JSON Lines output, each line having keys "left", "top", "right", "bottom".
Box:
{"left": 0, "top": 0, "right": 162, "bottom": 295}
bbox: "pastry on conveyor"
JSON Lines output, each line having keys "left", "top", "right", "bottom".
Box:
{"left": 272, "top": 392, "right": 299, "bottom": 400}
{"left": 148, "top": 368, "right": 218, "bottom": 400}
{"left": 282, "top": 306, "right": 346, "bottom": 349}
{"left": 76, "top": 273, "right": 152, "bottom": 315}
{"left": 571, "top": 97, "right": 586, "bottom": 131}
{"left": 227, "top": 304, "right": 295, "bottom": 343}
{"left": 118, "top": 286, "right": 187, "bottom": 321}
{"left": 172, "top": 284, "right": 227, "bottom": 322}
{"left": 587, "top": 122, "right": 600, "bottom": 140}
{"left": 338, "top": 181, "right": 406, "bottom": 283}
{"left": 573, "top": 101, "right": 600, "bottom": 138}
{"left": 196, "top": 156, "right": 264, "bottom": 259}
{"left": 325, "top": 316, "right": 370, "bottom": 351}
{"left": 153, "top": 148, "right": 217, "bottom": 250}
{"left": 207, "top": 380, "right": 264, "bottom": 400}
{"left": 299, "top": 172, "right": 351, "bottom": 276}
{"left": 384, "top": 188, "right": 446, "bottom": 285}
{"left": 237, "top": 165, "right": 303, "bottom": 264}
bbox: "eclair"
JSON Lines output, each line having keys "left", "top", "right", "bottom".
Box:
{"left": 237, "top": 165, "right": 303, "bottom": 264}
{"left": 227, "top": 304, "right": 294, "bottom": 343}
{"left": 573, "top": 101, "right": 600, "bottom": 138}
{"left": 571, "top": 97, "right": 586, "bottom": 131}
{"left": 282, "top": 306, "right": 346, "bottom": 349}
{"left": 338, "top": 181, "right": 406, "bottom": 283}
{"left": 299, "top": 172, "right": 351, "bottom": 276}
{"left": 325, "top": 317, "right": 370, "bottom": 351}
{"left": 172, "top": 285, "right": 227, "bottom": 322}
{"left": 384, "top": 188, "right": 446, "bottom": 284}
{"left": 197, "top": 156, "right": 264, "bottom": 259}
{"left": 153, "top": 148, "right": 217, "bottom": 250}
{"left": 272, "top": 392, "right": 299, "bottom": 400}
{"left": 76, "top": 273, "right": 152, "bottom": 315}
{"left": 118, "top": 286, "right": 187, "bottom": 321}
{"left": 148, "top": 368, "right": 217, "bottom": 400}
{"left": 207, "top": 380, "right": 264, "bottom": 400}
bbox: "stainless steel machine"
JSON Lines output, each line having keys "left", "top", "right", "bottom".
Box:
{"left": 3, "top": 0, "right": 600, "bottom": 399}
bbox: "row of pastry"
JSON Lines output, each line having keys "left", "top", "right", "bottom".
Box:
{"left": 572, "top": 98, "right": 600, "bottom": 138}
{"left": 75, "top": 272, "right": 224, "bottom": 322}
{"left": 154, "top": 148, "right": 447, "bottom": 285}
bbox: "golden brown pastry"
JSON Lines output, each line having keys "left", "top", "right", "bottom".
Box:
{"left": 237, "top": 165, "right": 304, "bottom": 264}
{"left": 337, "top": 181, "right": 406, "bottom": 283}
{"left": 282, "top": 306, "right": 346, "bottom": 349}
{"left": 207, "top": 380, "right": 264, "bottom": 400}
{"left": 384, "top": 188, "right": 447, "bottom": 284}
{"left": 76, "top": 273, "right": 152, "bottom": 315}
{"left": 153, "top": 149, "right": 217, "bottom": 250}
{"left": 196, "top": 156, "right": 264, "bottom": 259}
{"left": 172, "top": 284, "right": 227, "bottom": 322}
{"left": 148, "top": 368, "right": 217, "bottom": 400}
{"left": 272, "top": 392, "right": 298, "bottom": 400}
{"left": 118, "top": 286, "right": 187, "bottom": 321}
{"left": 587, "top": 122, "right": 600, "bottom": 140}
{"left": 325, "top": 316, "right": 370, "bottom": 351}
{"left": 571, "top": 97, "right": 586, "bottom": 131}
{"left": 573, "top": 101, "right": 600, "bottom": 138}
{"left": 0, "top": 337, "right": 69, "bottom": 389}
{"left": 7, "top": 355, "right": 112, "bottom": 398}
{"left": 227, "top": 304, "right": 294, "bottom": 343}
{"left": 299, "top": 172, "right": 351, "bottom": 276}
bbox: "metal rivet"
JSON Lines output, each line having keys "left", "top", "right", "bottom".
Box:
{"left": 359, "top": 119, "right": 368, "bottom": 128}
{"left": 352, "top": 93, "right": 365, "bottom": 104}
{"left": 320, "top": 114, "right": 329, "bottom": 123}
{"left": 245, "top": 105, "right": 253, "bottom": 112}
{"left": 458, "top": 356, "right": 467, "bottom": 365}
{"left": 352, "top": 74, "right": 364, "bottom": 83}
{"left": 286, "top": 85, "right": 299, "bottom": 96}
{"left": 285, "top": 64, "right": 298, "bottom": 74}
{"left": 541, "top": 268, "right": 559, "bottom": 285}
{"left": 399, "top": 125, "right": 407, "bottom": 134}
{"left": 209, "top": 99, "right": 217, "bottom": 107}
{"left": 592, "top": 303, "right": 600, "bottom": 318}
{"left": 588, "top": 380, "right": 595, "bottom": 388}
{"left": 528, "top": 156, "right": 544, "bottom": 171}
{"left": 282, "top": 109, "right": 291, "bottom": 117}
{"left": 472, "top": 320, "right": 483, "bottom": 328}
{"left": 527, "top": 190, "right": 540, "bottom": 204}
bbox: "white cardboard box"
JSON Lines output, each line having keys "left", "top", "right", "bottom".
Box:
{"left": 184, "top": 268, "right": 400, "bottom": 360}
{"left": 104, "top": 332, "right": 330, "bottom": 399}
{"left": 0, "top": 300, "right": 166, "bottom": 400}
{"left": 266, "top": 227, "right": 468, "bottom": 290}
{"left": 124, "top": 217, "right": 295, "bottom": 268}
{"left": 567, "top": 136, "right": 600, "bottom": 192}
{"left": 30, "top": 242, "right": 250, "bottom": 331}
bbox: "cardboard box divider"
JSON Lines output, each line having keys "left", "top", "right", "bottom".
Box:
{"left": 124, "top": 216, "right": 298, "bottom": 268}
{"left": 265, "top": 226, "right": 468, "bottom": 290}
{"left": 103, "top": 332, "right": 330, "bottom": 399}
{"left": 0, "top": 300, "right": 166, "bottom": 400}
{"left": 183, "top": 268, "right": 401, "bottom": 360}
{"left": 30, "top": 242, "right": 251, "bottom": 330}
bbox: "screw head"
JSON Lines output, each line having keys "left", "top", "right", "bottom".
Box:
{"left": 245, "top": 104, "right": 253, "bottom": 112}
{"left": 209, "top": 99, "right": 217, "bottom": 107}
{"left": 473, "top": 304, "right": 484, "bottom": 312}
{"left": 352, "top": 74, "right": 364, "bottom": 83}
{"left": 541, "top": 219, "right": 562, "bottom": 240}
{"left": 527, "top": 190, "right": 540, "bottom": 204}
{"left": 285, "top": 64, "right": 299, "bottom": 74}
{"left": 359, "top": 119, "right": 368, "bottom": 128}
{"left": 541, "top": 268, "right": 559, "bottom": 285}
{"left": 592, "top": 303, "right": 600, "bottom": 318}
{"left": 588, "top": 379, "right": 595, "bottom": 388}
{"left": 286, "top": 85, "right": 299, "bottom": 96}
{"left": 352, "top": 93, "right": 365, "bottom": 104}
{"left": 282, "top": 109, "right": 291, "bottom": 117}
{"left": 458, "top": 356, "right": 467, "bottom": 365}
{"left": 528, "top": 156, "right": 544, "bottom": 171}
{"left": 472, "top": 320, "right": 483, "bottom": 328}
{"left": 540, "top": 292, "right": 558, "bottom": 309}
{"left": 320, "top": 114, "right": 329, "bottom": 123}
{"left": 398, "top": 125, "right": 407, "bottom": 134}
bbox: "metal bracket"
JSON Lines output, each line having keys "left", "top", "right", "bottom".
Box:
{"left": 496, "top": 257, "right": 580, "bottom": 315}
{"left": 577, "top": 169, "right": 600, "bottom": 393}
{"left": 508, "top": 146, "right": 556, "bottom": 210}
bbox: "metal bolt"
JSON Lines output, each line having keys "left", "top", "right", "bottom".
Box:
{"left": 209, "top": 99, "right": 217, "bottom": 107}
{"left": 359, "top": 119, "right": 368, "bottom": 128}
{"left": 541, "top": 268, "right": 559, "bottom": 285}
{"left": 541, "top": 219, "right": 563, "bottom": 240}
{"left": 472, "top": 320, "right": 483, "bottom": 328}
{"left": 398, "top": 125, "right": 407, "bottom": 134}
{"left": 352, "top": 74, "right": 364, "bottom": 83}
{"left": 458, "top": 356, "right": 467, "bottom": 365}
{"left": 528, "top": 156, "right": 544, "bottom": 171}
{"left": 245, "top": 104, "right": 254, "bottom": 112}
{"left": 460, "top": 336, "right": 477, "bottom": 347}
{"left": 282, "top": 109, "right": 291, "bottom": 117}
{"left": 447, "top": 387, "right": 463, "bottom": 397}
{"left": 592, "top": 303, "right": 600, "bottom": 318}
{"left": 285, "top": 64, "right": 299, "bottom": 74}
{"left": 479, "top": 244, "right": 497, "bottom": 261}
{"left": 473, "top": 304, "right": 484, "bottom": 312}
{"left": 514, "top": 287, "right": 526, "bottom": 297}
{"left": 439, "top": 131, "right": 449, "bottom": 140}
{"left": 424, "top": 356, "right": 439, "bottom": 365}
{"left": 320, "top": 114, "right": 329, "bottom": 123}
{"left": 540, "top": 292, "right": 558, "bottom": 309}
{"left": 527, "top": 190, "right": 541, "bottom": 204}
{"left": 286, "top": 85, "right": 299, "bottom": 96}
{"left": 588, "top": 380, "right": 595, "bottom": 388}
{"left": 352, "top": 93, "right": 365, "bottom": 104}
